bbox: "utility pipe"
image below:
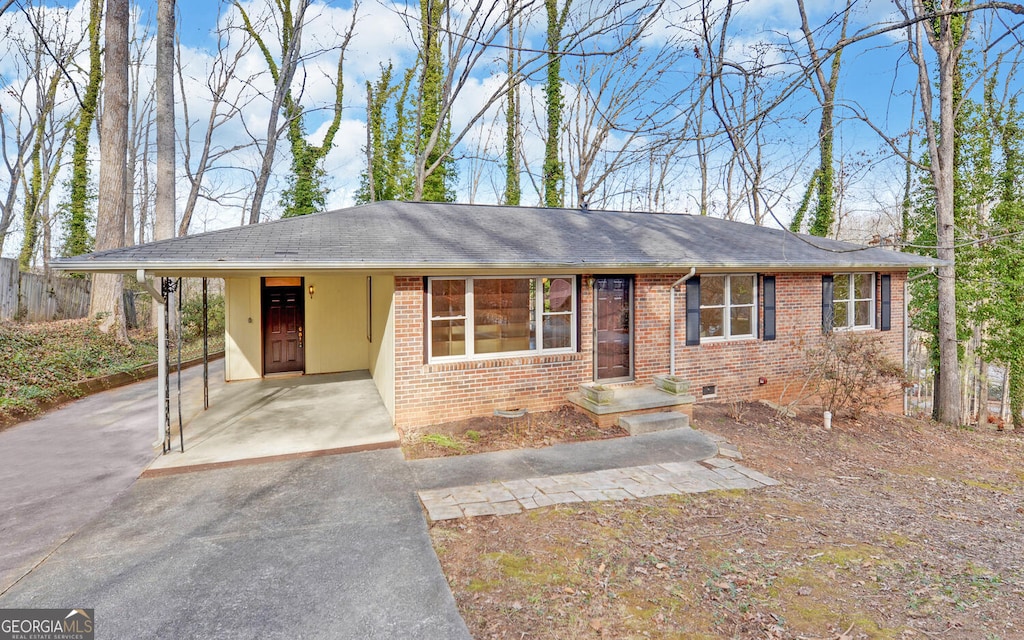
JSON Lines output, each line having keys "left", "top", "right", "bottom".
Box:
{"left": 136, "top": 269, "right": 166, "bottom": 447}
{"left": 669, "top": 268, "right": 697, "bottom": 377}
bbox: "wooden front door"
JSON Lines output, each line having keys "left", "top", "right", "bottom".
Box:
{"left": 594, "top": 276, "right": 633, "bottom": 382}
{"left": 263, "top": 282, "right": 305, "bottom": 375}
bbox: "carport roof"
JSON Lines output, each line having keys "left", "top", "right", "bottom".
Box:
{"left": 53, "top": 200, "right": 942, "bottom": 276}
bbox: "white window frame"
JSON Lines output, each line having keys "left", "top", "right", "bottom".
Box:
{"left": 833, "top": 272, "right": 875, "bottom": 330}
{"left": 427, "top": 276, "right": 577, "bottom": 362}
{"left": 699, "top": 274, "right": 758, "bottom": 341}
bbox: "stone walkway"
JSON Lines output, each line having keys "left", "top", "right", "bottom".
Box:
{"left": 418, "top": 434, "right": 779, "bottom": 522}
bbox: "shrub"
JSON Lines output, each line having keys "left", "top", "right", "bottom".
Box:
{"left": 807, "top": 332, "right": 908, "bottom": 418}
{"left": 180, "top": 293, "right": 225, "bottom": 341}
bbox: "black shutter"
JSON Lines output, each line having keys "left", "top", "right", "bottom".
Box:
{"left": 822, "top": 275, "right": 834, "bottom": 334}
{"left": 685, "top": 277, "right": 701, "bottom": 346}
{"left": 880, "top": 274, "right": 892, "bottom": 331}
{"left": 763, "top": 276, "right": 776, "bottom": 341}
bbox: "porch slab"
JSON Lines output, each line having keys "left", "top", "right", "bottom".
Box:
{"left": 144, "top": 370, "right": 397, "bottom": 476}
{"left": 567, "top": 385, "right": 696, "bottom": 429}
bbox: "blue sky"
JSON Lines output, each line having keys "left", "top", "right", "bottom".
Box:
{"left": 1, "top": 0, "right": 1022, "bottom": 260}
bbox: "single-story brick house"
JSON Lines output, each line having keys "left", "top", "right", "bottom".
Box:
{"left": 56, "top": 201, "right": 939, "bottom": 430}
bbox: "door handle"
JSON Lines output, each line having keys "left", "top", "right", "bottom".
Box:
{"left": 298, "top": 326, "right": 303, "bottom": 348}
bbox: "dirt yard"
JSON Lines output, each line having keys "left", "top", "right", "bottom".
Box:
{"left": 429, "top": 403, "right": 1024, "bottom": 639}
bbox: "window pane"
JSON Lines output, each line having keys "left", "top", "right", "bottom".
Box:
{"left": 543, "top": 314, "right": 572, "bottom": 349}
{"left": 544, "top": 277, "right": 573, "bottom": 313}
{"left": 730, "top": 306, "right": 753, "bottom": 336}
{"left": 833, "top": 301, "right": 849, "bottom": 329}
{"left": 730, "top": 275, "right": 754, "bottom": 305}
{"left": 702, "top": 276, "right": 724, "bottom": 306}
{"left": 431, "top": 280, "right": 465, "bottom": 317}
{"left": 474, "top": 279, "right": 532, "bottom": 353}
{"left": 431, "top": 320, "right": 465, "bottom": 357}
{"left": 833, "top": 275, "right": 849, "bottom": 303}
{"left": 854, "top": 300, "right": 871, "bottom": 326}
{"left": 854, "top": 273, "right": 873, "bottom": 300}
{"left": 700, "top": 307, "right": 724, "bottom": 338}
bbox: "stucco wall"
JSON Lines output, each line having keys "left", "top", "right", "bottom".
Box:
{"left": 224, "top": 277, "right": 261, "bottom": 381}
{"left": 225, "top": 274, "right": 374, "bottom": 381}
{"left": 304, "top": 274, "right": 370, "bottom": 374}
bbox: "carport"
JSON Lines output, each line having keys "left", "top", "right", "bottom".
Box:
{"left": 144, "top": 364, "right": 397, "bottom": 476}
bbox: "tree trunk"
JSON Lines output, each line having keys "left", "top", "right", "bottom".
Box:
{"left": 155, "top": 0, "right": 175, "bottom": 242}
{"left": 89, "top": 0, "right": 129, "bottom": 342}
{"left": 65, "top": 0, "right": 103, "bottom": 257}
{"left": 915, "top": 0, "right": 962, "bottom": 425}
{"left": 977, "top": 357, "right": 989, "bottom": 427}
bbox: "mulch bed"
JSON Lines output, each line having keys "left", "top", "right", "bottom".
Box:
{"left": 401, "top": 405, "right": 627, "bottom": 460}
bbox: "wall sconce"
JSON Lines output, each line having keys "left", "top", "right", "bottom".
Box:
{"left": 308, "top": 284, "right": 315, "bottom": 299}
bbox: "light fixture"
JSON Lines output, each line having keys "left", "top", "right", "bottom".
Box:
{"left": 308, "top": 284, "right": 315, "bottom": 299}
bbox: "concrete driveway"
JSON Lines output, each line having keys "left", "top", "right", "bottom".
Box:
{"left": 0, "top": 362, "right": 216, "bottom": 593}
{"left": 0, "top": 361, "right": 726, "bottom": 639}
{"left": 0, "top": 450, "right": 471, "bottom": 640}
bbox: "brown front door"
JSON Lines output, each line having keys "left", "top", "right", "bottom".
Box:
{"left": 263, "top": 281, "right": 305, "bottom": 375}
{"left": 594, "top": 276, "right": 633, "bottom": 381}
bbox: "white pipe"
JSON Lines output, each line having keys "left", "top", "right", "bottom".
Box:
{"left": 137, "top": 270, "right": 166, "bottom": 447}
{"left": 669, "top": 268, "right": 697, "bottom": 377}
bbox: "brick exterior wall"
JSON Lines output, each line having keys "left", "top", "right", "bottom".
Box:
{"left": 393, "top": 276, "right": 596, "bottom": 430}
{"left": 672, "top": 272, "right": 906, "bottom": 407}
{"left": 391, "top": 272, "right": 906, "bottom": 430}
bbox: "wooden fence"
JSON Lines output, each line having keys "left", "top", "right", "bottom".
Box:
{"left": 0, "top": 258, "right": 91, "bottom": 323}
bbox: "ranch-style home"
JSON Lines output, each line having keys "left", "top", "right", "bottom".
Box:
{"left": 56, "top": 201, "right": 939, "bottom": 432}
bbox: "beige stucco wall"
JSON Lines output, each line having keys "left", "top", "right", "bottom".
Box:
{"left": 224, "top": 277, "right": 262, "bottom": 381}
{"left": 224, "top": 274, "right": 395, "bottom": 417}
{"left": 368, "top": 275, "right": 396, "bottom": 418}
{"left": 304, "top": 274, "right": 370, "bottom": 374}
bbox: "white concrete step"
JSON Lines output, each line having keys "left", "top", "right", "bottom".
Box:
{"left": 618, "top": 411, "right": 690, "bottom": 436}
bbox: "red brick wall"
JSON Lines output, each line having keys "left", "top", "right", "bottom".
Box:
{"left": 393, "top": 276, "right": 595, "bottom": 430}
{"left": 670, "top": 272, "right": 906, "bottom": 406}
{"left": 391, "top": 272, "right": 906, "bottom": 429}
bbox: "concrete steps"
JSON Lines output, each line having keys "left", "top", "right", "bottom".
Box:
{"left": 618, "top": 411, "right": 690, "bottom": 436}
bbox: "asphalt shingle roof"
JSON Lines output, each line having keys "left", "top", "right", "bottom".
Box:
{"left": 53, "top": 201, "right": 940, "bottom": 275}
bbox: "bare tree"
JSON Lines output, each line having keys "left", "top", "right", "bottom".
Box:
{"left": 563, "top": 26, "right": 687, "bottom": 210}
{"left": 176, "top": 16, "right": 257, "bottom": 236}
{"left": 791, "top": 0, "right": 852, "bottom": 238}
{"left": 234, "top": 0, "right": 357, "bottom": 221}
{"left": 126, "top": 13, "right": 155, "bottom": 247}
{"left": 234, "top": 0, "right": 311, "bottom": 224}
{"left": 0, "top": 29, "right": 40, "bottom": 255}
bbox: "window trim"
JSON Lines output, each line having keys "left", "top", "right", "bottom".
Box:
{"left": 698, "top": 273, "right": 759, "bottom": 342}
{"left": 426, "top": 276, "right": 577, "bottom": 362}
{"left": 831, "top": 272, "right": 876, "bottom": 331}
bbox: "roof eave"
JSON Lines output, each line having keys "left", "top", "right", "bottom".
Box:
{"left": 51, "top": 258, "right": 946, "bottom": 277}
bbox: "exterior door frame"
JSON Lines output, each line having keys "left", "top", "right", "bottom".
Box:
{"left": 593, "top": 275, "right": 634, "bottom": 383}
{"left": 261, "top": 277, "right": 306, "bottom": 375}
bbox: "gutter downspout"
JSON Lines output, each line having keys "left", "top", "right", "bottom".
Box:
{"left": 137, "top": 269, "right": 166, "bottom": 447}
{"left": 670, "top": 268, "right": 697, "bottom": 377}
